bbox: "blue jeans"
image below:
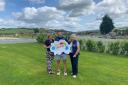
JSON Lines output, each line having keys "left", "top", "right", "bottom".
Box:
{"left": 70, "top": 53, "right": 79, "bottom": 75}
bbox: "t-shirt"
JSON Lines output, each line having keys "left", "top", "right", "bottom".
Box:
{"left": 44, "top": 39, "right": 54, "bottom": 51}
{"left": 55, "top": 36, "right": 65, "bottom": 41}
{"left": 70, "top": 40, "right": 80, "bottom": 55}
{"left": 55, "top": 36, "right": 68, "bottom": 54}
{"left": 71, "top": 41, "right": 80, "bottom": 47}
{"left": 55, "top": 36, "right": 68, "bottom": 43}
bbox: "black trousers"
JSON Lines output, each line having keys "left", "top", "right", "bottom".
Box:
{"left": 70, "top": 53, "right": 79, "bottom": 75}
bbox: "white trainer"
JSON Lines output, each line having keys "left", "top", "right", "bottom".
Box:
{"left": 73, "top": 75, "right": 77, "bottom": 78}
{"left": 64, "top": 72, "right": 67, "bottom": 76}
{"left": 57, "top": 71, "right": 60, "bottom": 76}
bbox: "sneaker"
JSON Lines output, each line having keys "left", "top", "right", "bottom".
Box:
{"left": 64, "top": 72, "right": 67, "bottom": 76}
{"left": 73, "top": 75, "right": 77, "bottom": 78}
{"left": 48, "top": 71, "right": 54, "bottom": 74}
{"left": 57, "top": 71, "right": 60, "bottom": 76}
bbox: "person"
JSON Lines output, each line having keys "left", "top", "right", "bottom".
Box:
{"left": 69, "top": 34, "right": 80, "bottom": 78}
{"left": 55, "top": 32, "right": 68, "bottom": 76}
{"left": 44, "top": 34, "right": 54, "bottom": 74}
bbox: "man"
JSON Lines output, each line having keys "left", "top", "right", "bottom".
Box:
{"left": 55, "top": 32, "right": 68, "bottom": 76}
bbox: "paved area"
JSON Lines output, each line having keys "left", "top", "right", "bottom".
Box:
{"left": 0, "top": 38, "right": 36, "bottom": 44}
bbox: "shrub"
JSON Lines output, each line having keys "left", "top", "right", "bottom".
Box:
{"left": 120, "top": 42, "right": 128, "bottom": 56}
{"left": 36, "top": 34, "right": 47, "bottom": 43}
{"left": 78, "top": 39, "right": 128, "bottom": 56}
{"left": 79, "top": 39, "right": 83, "bottom": 50}
{"left": 79, "top": 39, "right": 86, "bottom": 51}
{"left": 107, "top": 42, "right": 120, "bottom": 55}
{"left": 86, "top": 40, "right": 96, "bottom": 52}
{"left": 96, "top": 41, "right": 105, "bottom": 53}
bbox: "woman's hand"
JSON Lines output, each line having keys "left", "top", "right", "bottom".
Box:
{"left": 44, "top": 45, "right": 50, "bottom": 48}
{"left": 73, "top": 54, "right": 77, "bottom": 58}
{"left": 46, "top": 46, "right": 51, "bottom": 48}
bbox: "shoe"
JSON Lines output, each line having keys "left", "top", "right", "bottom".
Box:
{"left": 64, "top": 72, "right": 67, "bottom": 76}
{"left": 73, "top": 75, "right": 77, "bottom": 78}
{"left": 48, "top": 71, "right": 54, "bottom": 74}
{"left": 57, "top": 71, "right": 60, "bottom": 76}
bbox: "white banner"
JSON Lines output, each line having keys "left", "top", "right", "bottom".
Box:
{"left": 50, "top": 40, "right": 71, "bottom": 55}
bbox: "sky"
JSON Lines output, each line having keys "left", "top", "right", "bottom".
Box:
{"left": 0, "top": 0, "right": 128, "bottom": 32}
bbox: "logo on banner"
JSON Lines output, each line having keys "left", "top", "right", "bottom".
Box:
{"left": 50, "top": 40, "right": 71, "bottom": 55}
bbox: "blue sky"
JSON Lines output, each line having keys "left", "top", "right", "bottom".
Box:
{"left": 0, "top": 0, "right": 128, "bottom": 31}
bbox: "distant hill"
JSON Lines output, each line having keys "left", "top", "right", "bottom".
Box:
{"left": 0, "top": 27, "right": 127, "bottom": 36}
{"left": 0, "top": 28, "right": 73, "bottom": 35}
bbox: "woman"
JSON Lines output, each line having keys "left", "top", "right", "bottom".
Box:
{"left": 44, "top": 34, "right": 54, "bottom": 74}
{"left": 69, "top": 34, "right": 80, "bottom": 78}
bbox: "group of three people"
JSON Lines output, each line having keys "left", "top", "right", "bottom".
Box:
{"left": 44, "top": 32, "right": 80, "bottom": 78}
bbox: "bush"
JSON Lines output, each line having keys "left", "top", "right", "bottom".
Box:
{"left": 96, "top": 41, "right": 105, "bottom": 53}
{"left": 107, "top": 42, "right": 120, "bottom": 55}
{"left": 36, "top": 34, "right": 47, "bottom": 43}
{"left": 120, "top": 42, "right": 128, "bottom": 56}
{"left": 86, "top": 40, "right": 96, "bottom": 52}
{"left": 79, "top": 39, "right": 83, "bottom": 50}
{"left": 79, "top": 39, "right": 86, "bottom": 51}
{"left": 78, "top": 39, "right": 128, "bottom": 56}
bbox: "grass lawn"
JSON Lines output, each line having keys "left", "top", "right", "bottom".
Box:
{"left": 0, "top": 43, "right": 128, "bottom": 85}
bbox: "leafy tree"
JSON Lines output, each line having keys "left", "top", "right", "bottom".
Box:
{"left": 100, "top": 14, "right": 115, "bottom": 34}
{"left": 33, "top": 28, "right": 39, "bottom": 34}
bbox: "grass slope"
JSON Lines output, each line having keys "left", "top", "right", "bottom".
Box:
{"left": 0, "top": 29, "right": 33, "bottom": 34}
{"left": 0, "top": 43, "right": 128, "bottom": 85}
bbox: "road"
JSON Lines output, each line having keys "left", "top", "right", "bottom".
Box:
{"left": 0, "top": 38, "right": 36, "bottom": 44}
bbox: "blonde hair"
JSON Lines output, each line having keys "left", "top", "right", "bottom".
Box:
{"left": 70, "top": 34, "right": 77, "bottom": 39}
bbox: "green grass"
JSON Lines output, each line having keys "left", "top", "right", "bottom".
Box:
{"left": 0, "top": 43, "right": 128, "bottom": 85}
{"left": 0, "top": 28, "right": 35, "bottom": 38}
{"left": 0, "top": 28, "right": 33, "bottom": 34}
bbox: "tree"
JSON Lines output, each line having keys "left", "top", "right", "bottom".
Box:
{"left": 33, "top": 28, "right": 39, "bottom": 34}
{"left": 100, "top": 14, "right": 115, "bottom": 34}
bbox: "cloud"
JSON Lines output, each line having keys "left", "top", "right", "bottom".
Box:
{"left": 58, "top": 0, "right": 128, "bottom": 18}
{"left": 0, "top": 19, "right": 22, "bottom": 28}
{"left": 45, "top": 17, "right": 82, "bottom": 31}
{"left": 9, "top": 0, "right": 128, "bottom": 31}
{"left": 28, "top": 0, "right": 45, "bottom": 4}
{"left": 0, "top": 18, "right": 46, "bottom": 28}
{"left": 0, "top": 0, "right": 5, "bottom": 11}
{"left": 96, "top": 0, "right": 128, "bottom": 18}
{"left": 12, "top": 6, "right": 83, "bottom": 31}
{"left": 83, "top": 20, "right": 101, "bottom": 30}
{"left": 58, "top": 0, "right": 96, "bottom": 17}
{"left": 13, "top": 6, "right": 65, "bottom": 23}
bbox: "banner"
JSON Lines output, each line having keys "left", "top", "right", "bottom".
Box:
{"left": 50, "top": 40, "right": 71, "bottom": 55}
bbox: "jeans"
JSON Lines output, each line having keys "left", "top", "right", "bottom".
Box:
{"left": 70, "top": 53, "right": 79, "bottom": 75}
